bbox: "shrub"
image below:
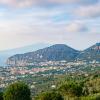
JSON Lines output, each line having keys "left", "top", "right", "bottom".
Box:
{"left": 3, "top": 81, "right": 31, "bottom": 100}
{"left": 0, "top": 92, "right": 3, "bottom": 100}
{"left": 59, "top": 82, "right": 83, "bottom": 97}
{"left": 35, "top": 91, "right": 63, "bottom": 100}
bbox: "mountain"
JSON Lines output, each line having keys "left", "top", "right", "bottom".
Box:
{"left": 76, "top": 43, "right": 100, "bottom": 62}
{"left": 0, "top": 43, "right": 50, "bottom": 66}
{"left": 7, "top": 44, "right": 79, "bottom": 66}
{"left": 6, "top": 43, "right": 100, "bottom": 66}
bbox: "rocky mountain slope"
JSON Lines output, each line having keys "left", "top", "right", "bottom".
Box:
{"left": 7, "top": 44, "right": 79, "bottom": 66}
{"left": 0, "top": 43, "right": 50, "bottom": 66}
{"left": 76, "top": 43, "right": 100, "bottom": 62}
{"left": 7, "top": 43, "right": 100, "bottom": 66}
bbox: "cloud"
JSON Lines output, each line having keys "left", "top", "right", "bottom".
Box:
{"left": 48, "top": 0, "right": 98, "bottom": 5}
{"left": 0, "top": 12, "right": 5, "bottom": 16}
{"left": 74, "top": 3, "right": 100, "bottom": 18}
{"left": 0, "top": 13, "right": 67, "bottom": 50}
{"left": 0, "top": 0, "right": 99, "bottom": 8}
{"left": 0, "top": 0, "right": 40, "bottom": 8}
{"left": 0, "top": 0, "right": 99, "bottom": 50}
{"left": 66, "top": 22, "right": 88, "bottom": 33}
{"left": 0, "top": 18, "right": 99, "bottom": 50}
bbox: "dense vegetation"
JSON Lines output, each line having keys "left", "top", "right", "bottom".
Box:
{"left": 0, "top": 92, "right": 3, "bottom": 100}
{"left": 1, "top": 72, "right": 100, "bottom": 100}
{"left": 35, "top": 91, "right": 64, "bottom": 100}
{"left": 3, "top": 82, "right": 31, "bottom": 100}
{"left": 34, "top": 73, "right": 100, "bottom": 100}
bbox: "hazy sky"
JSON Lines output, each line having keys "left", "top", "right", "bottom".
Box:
{"left": 0, "top": 0, "right": 100, "bottom": 51}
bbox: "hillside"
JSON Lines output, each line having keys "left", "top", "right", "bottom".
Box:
{"left": 76, "top": 43, "right": 100, "bottom": 62}
{"left": 0, "top": 43, "right": 50, "bottom": 66}
{"left": 6, "top": 43, "right": 100, "bottom": 66}
{"left": 7, "top": 44, "right": 79, "bottom": 66}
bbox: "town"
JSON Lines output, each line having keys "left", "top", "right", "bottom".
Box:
{"left": 0, "top": 60, "right": 100, "bottom": 93}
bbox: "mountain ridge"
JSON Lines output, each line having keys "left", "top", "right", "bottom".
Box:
{"left": 6, "top": 43, "right": 100, "bottom": 66}
{"left": 7, "top": 44, "right": 80, "bottom": 66}
{"left": 0, "top": 43, "right": 50, "bottom": 66}
{"left": 76, "top": 42, "right": 100, "bottom": 62}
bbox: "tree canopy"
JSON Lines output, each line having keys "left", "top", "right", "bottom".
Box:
{"left": 35, "top": 91, "right": 63, "bottom": 100}
{"left": 3, "top": 81, "right": 31, "bottom": 100}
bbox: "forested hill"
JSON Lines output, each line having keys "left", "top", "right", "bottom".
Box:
{"left": 7, "top": 44, "right": 79, "bottom": 66}
{"left": 76, "top": 43, "right": 100, "bottom": 62}
{"left": 7, "top": 43, "right": 100, "bottom": 66}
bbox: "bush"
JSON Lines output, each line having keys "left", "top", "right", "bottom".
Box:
{"left": 59, "top": 82, "right": 83, "bottom": 97}
{"left": 3, "top": 81, "right": 31, "bottom": 100}
{"left": 35, "top": 91, "right": 63, "bottom": 100}
{"left": 83, "top": 78, "right": 100, "bottom": 95}
{"left": 0, "top": 92, "right": 3, "bottom": 100}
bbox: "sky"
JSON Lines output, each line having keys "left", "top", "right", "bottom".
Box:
{"left": 0, "top": 0, "right": 100, "bottom": 51}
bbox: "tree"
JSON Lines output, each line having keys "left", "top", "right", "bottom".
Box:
{"left": 59, "top": 82, "right": 83, "bottom": 97}
{"left": 0, "top": 92, "right": 3, "bottom": 100}
{"left": 35, "top": 91, "right": 63, "bottom": 100}
{"left": 3, "top": 81, "right": 31, "bottom": 100}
